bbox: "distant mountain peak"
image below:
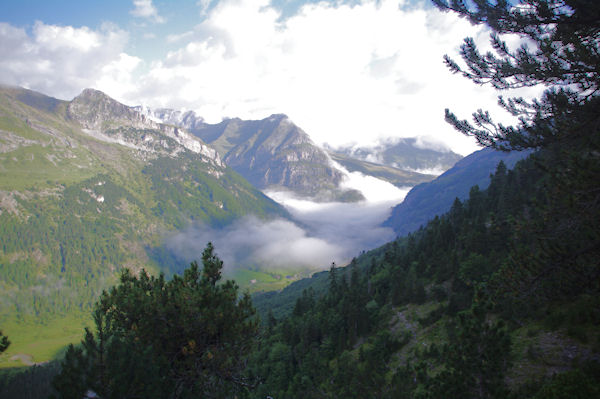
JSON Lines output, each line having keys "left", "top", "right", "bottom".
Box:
{"left": 69, "top": 89, "right": 221, "bottom": 164}
{"left": 138, "top": 106, "right": 362, "bottom": 201}
{"left": 332, "top": 139, "right": 463, "bottom": 174}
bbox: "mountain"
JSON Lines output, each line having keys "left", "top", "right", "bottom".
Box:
{"left": 68, "top": 89, "right": 220, "bottom": 160}
{"left": 383, "top": 147, "right": 531, "bottom": 236}
{"left": 245, "top": 152, "right": 600, "bottom": 398}
{"left": 328, "top": 151, "right": 437, "bottom": 188}
{"left": 0, "top": 85, "right": 287, "bottom": 347}
{"left": 333, "top": 137, "right": 463, "bottom": 173}
{"left": 137, "top": 108, "right": 363, "bottom": 201}
{"left": 138, "top": 108, "right": 445, "bottom": 200}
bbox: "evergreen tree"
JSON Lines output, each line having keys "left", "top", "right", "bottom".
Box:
{"left": 51, "top": 243, "right": 258, "bottom": 399}
{"left": 0, "top": 331, "right": 9, "bottom": 353}
{"left": 427, "top": 303, "right": 511, "bottom": 399}
{"left": 433, "top": 0, "right": 600, "bottom": 302}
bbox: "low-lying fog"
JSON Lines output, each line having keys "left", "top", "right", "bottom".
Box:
{"left": 166, "top": 168, "right": 411, "bottom": 271}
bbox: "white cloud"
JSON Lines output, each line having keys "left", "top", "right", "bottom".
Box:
{"left": 119, "top": 0, "right": 541, "bottom": 155}
{"left": 0, "top": 21, "right": 140, "bottom": 100}
{"left": 168, "top": 216, "right": 345, "bottom": 271}
{"left": 331, "top": 160, "right": 411, "bottom": 203}
{"left": 197, "top": 0, "right": 216, "bottom": 16}
{"left": 0, "top": 0, "right": 543, "bottom": 156}
{"left": 166, "top": 30, "right": 195, "bottom": 43}
{"left": 413, "top": 135, "right": 452, "bottom": 153}
{"left": 130, "top": 0, "right": 165, "bottom": 23}
{"left": 167, "top": 190, "right": 400, "bottom": 271}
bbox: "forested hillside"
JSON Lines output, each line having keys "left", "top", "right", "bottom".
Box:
{"left": 0, "top": 86, "right": 286, "bottom": 368}
{"left": 246, "top": 152, "right": 599, "bottom": 398}
{"left": 36, "top": 151, "right": 599, "bottom": 399}
{"left": 383, "top": 147, "right": 530, "bottom": 236}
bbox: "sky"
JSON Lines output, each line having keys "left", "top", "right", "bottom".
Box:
{"left": 0, "top": 0, "right": 541, "bottom": 156}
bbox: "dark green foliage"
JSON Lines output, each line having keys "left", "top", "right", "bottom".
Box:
{"left": 426, "top": 304, "right": 511, "bottom": 399}
{"left": 0, "top": 362, "right": 61, "bottom": 399}
{"left": 0, "top": 331, "right": 8, "bottom": 353}
{"left": 248, "top": 148, "right": 599, "bottom": 397}
{"left": 51, "top": 243, "right": 258, "bottom": 399}
{"left": 531, "top": 365, "right": 600, "bottom": 399}
{"left": 433, "top": 0, "right": 600, "bottom": 305}
{"left": 433, "top": 0, "right": 600, "bottom": 149}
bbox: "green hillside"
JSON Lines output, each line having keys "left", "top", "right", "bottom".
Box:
{"left": 0, "top": 86, "right": 287, "bottom": 367}
{"left": 246, "top": 153, "right": 599, "bottom": 398}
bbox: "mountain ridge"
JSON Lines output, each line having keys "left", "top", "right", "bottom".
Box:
{"left": 384, "top": 147, "right": 532, "bottom": 236}
{"left": 137, "top": 107, "right": 363, "bottom": 201}
{"left": 0, "top": 86, "right": 288, "bottom": 349}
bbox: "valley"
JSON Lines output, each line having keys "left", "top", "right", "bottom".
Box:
{"left": 0, "top": 85, "right": 460, "bottom": 370}
{"left": 1, "top": 0, "right": 599, "bottom": 397}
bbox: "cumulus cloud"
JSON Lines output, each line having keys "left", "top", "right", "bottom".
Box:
{"left": 130, "top": 0, "right": 165, "bottom": 23}
{"left": 0, "top": 21, "right": 140, "bottom": 100}
{"left": 118, "top": 0, "right": 541, "bottom": 155}
{"left": 0, "top": 0, "right": 544, "bottom": 155}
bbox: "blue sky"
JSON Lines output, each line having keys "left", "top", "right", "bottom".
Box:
{"left": 0, "top": 0, "right": 538, "bottom": 155}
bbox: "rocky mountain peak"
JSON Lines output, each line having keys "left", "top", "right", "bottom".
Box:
{"left": 68, "top": 89, "right": 222, "bottom": 164}
{"left": 68, "top": 88, "right": 153, "bottom": 131}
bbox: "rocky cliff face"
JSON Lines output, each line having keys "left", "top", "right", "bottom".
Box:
{"left": 219, "top": 115, "right": 346, "bottom": 194}
{"left": 69, "top": 89, "right": 221, "bottom": 164}
{"left": 139, "top": 108, "right": 362, "bottom": 201}
{"left": 133, "top": 106, "right": 208, "bottom": 133}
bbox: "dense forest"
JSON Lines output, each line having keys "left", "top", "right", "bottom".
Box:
{"left": 1, "top": 0, "right": 599, "bottom": 398}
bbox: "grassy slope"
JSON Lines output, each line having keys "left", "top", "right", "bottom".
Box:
{"left": 0, "top": 87, "right": 288, "bottom": 367}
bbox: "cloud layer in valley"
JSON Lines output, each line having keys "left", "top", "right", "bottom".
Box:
{"left": 167, "top": 167, "right": 409, "bottom": 272}
{"left": 0, "top": 0, "right": 543, "bottom": 156}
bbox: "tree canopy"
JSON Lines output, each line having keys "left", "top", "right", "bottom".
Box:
{"left": 51, "top": 243, "right": 258, "bottom": 399}
{"left": 434, "top": 0, "right": 600, "bottom": 302}
{"left": 433, "top": 0, "right": 599, "bottom": 151}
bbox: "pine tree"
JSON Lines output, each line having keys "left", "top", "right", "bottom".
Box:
{"left": 434, "top": 0, "right": 600, "bottom": 302}
{"left": 51, "top": 243, "right": 258, "bottom": 399}
{"left": 0, "top": 331, "right": 9, "bottom": 353}
{"left": 428, "top": 303, "right": 511, "bottom": 399}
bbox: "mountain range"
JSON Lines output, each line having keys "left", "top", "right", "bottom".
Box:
{"left": 331, "top": 137, "right": 463, "bottom": 174}
{"left": 136, "top": 107, "right": 457, "bottom": 199}
{"left": 0, "top": 85, "right": 286, "bottom": 329}
{"left": 0, "top": 85, "right": 471, "bottom": 369}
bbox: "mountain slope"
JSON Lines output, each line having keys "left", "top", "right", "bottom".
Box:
{"left": 0, "top": 86, "right": 287, "bottom": 357}
{"left": 333, "top": 137, "right": 463, "bottom": 173}
{"left": 138, "top": 108, "right": 363, "bottom": 201}
{"left": 248, "top": 153, "right": 599, "bottom": 398}
{"left": 384, "top": 147, "right": 530, "bottom": 236}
